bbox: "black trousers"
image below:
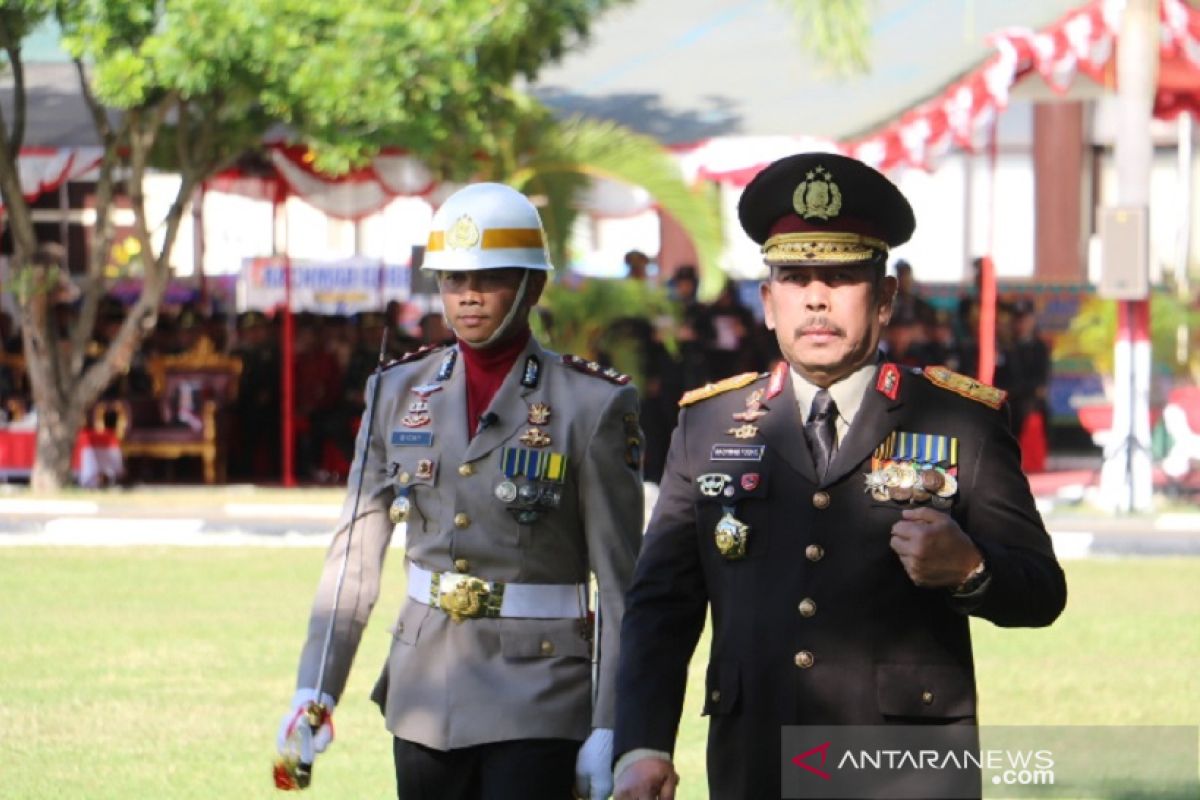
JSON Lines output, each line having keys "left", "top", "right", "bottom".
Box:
{"left": 393, "top": 737, "right": 580, "bottom": 800}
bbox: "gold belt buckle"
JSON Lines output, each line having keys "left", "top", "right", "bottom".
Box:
{"left": 437, "top": 574, "right": 491, "bottom": 623}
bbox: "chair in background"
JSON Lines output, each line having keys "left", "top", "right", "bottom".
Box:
{"left": 97, "top": 339, "right": 243, "bottom": 484}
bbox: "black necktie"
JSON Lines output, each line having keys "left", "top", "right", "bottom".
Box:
{"left": 805, "top": 389, "right": 838, "bottom": 477}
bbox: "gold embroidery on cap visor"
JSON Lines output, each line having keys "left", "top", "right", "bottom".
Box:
{"left": 427, "top": 227, "right": 545, "bottom": 252}
{"left": 761, "top": 232, "right": 888, "bottom": 266}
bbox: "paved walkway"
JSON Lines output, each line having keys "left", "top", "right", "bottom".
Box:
{"left": 1, "top": 472, "right": 1198, "bottom": 556}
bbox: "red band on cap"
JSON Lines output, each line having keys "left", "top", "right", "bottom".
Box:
{"left": 768, "top": 214, "right": 887, "bottom": 241}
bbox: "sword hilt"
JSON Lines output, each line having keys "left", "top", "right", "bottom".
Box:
{"left": 273, "top": 702, "right": 330, "bottom": 791}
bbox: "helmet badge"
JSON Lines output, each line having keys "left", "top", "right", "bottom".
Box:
{"left": 447, "top": 214, "right": 481, "bottom": 249}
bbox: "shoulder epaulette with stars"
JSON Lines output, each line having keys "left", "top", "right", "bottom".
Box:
{"left": 561, "top": 354, "right": 631, "bottom": 385}
{"left": 379, "top": 344, "right": 445, "bottom": 373}
{"left": 679, "top": 372, "right": 763, "bottom": 407}
{"left": 923, "top": 365, "right": 1006, "bottom": 409}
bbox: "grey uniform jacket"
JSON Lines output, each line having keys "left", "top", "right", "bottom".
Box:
{"left": 295, "top": 337, "right": 644, "bottom": 750}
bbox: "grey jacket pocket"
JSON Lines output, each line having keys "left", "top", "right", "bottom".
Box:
{"left": 499, "top": 619, "right": 591, "bottom": 660}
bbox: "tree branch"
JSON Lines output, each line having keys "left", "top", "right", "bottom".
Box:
{"left": 73, "top": 57, "right": 114, "bottom": 145}
{"left": 2, "top": 39, "right": 27, "bottom": 157}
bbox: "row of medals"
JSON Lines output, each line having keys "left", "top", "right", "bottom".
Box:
{"left": 714, "top": 390, "right": 766, "bottom": 559}
{"left": 865, "top": 461, "right": 957, "bottom": 506}
{"left": 390, "top": 398, "right": 559, "bottom": 525}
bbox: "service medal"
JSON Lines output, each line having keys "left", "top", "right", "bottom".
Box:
{"left": 713, "top": 512, "right": 750, "bottom": 560}
{"left": 494, "top": 481, "right": 518, "bottom": 503}
{"left": 864, "top": 469, "right": 890, "bottom": 501}
{"left": 388, "top": 494, "right": 411, "bottom": 524}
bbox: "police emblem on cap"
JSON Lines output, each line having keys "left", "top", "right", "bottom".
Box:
{"left": 447, "top": 215, "right": 481, "bottom": 249}
{"left": 792, "top": 166, "right": 841, "bottom": 220}
{"left": 738, "top": 152, "right": 915, "bottom": 269}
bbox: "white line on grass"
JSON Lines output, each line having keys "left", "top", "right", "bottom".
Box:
{"left": 223, "top": 503, "right": 341, "bottom": 519}
{"left": 0, "top": 499, "right": 100, "bottom": 515}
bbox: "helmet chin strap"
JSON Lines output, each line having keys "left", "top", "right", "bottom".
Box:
{"left": 451, "top": 269, "right": 532, "bottom": 350}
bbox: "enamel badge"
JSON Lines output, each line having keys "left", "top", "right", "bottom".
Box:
{"left": 726, "top": 424, "right": 758, "bottom": 440}
{"left": 401, "top": 398, "right": 432, "bottom": 428}
{"left": 527, "top": 402, "right": 551, "bottom": 425}
{"left": 519, "top": 427, "right": 552, "bottom": 448}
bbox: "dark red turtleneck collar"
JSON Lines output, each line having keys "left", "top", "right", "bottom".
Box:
{"left": 459, "top": 326, "right": 531, "bottom": 439}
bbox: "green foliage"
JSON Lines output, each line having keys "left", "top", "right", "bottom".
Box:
{"left": 535, "top": 277, "right": 677, "bottom": 389}
{"left": 776, "top": 0, "right": 873, "bottom": 77}
{"left": 39, "top": 0, "right": 630, "bottom": 176}
{"left": 500, "top": 105, "right": 725, "bottom": 285}
{"left": 1053, "top": 291, "right": 1200, "bottom": 381}
{"left": 0, "top": 2, "right": 54, "bottom": 57}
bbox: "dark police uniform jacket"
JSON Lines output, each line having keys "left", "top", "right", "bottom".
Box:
{"left": 614, "top": 361, "right": 1066, "bottom": 799}
{"left": 295, "top": 337, "right": 643, "bottom": 750}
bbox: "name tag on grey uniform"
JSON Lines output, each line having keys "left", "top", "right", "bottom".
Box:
{"left": 392, "top": 431, "right": 435, "bottom": 447}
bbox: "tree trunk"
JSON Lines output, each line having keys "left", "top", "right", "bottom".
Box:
{"left": 30, "top": 397, "right": 85, "bottom": 493}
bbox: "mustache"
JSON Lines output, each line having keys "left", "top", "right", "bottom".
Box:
{"left": 795, "top": 318, "right": 845, "bottom": 336}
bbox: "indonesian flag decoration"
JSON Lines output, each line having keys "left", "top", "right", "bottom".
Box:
{"left": 0, "top": 146, "right": 103, "bottom": 208}
{"left": 268, "top": 144, "right": 437, "bottom": 220}
{"left": 846, "top": 0, "right": 1200, "bottom": 173}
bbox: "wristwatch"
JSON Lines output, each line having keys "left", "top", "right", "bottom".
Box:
{"left": 952, "top": 557, "right": 989, "bottom": 595}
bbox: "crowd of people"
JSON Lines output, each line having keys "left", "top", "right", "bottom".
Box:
{"left": 615, "top": 253, "right": 1053, "bottom": 481}
{"left": 0, "top": 248, "right": 1052, "bottom": 484}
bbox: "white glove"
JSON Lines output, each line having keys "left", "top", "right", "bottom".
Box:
{"left": 575, "top": 727, "right": 614, "bottom": 800}
{"left": 276, "top": 688, "right": 336, "bottom": 762}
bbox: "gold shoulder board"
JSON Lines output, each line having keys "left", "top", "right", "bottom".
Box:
{"left": 923, "top": 366, "right": 1006, "bottom": 410}
{"left": 679, "top": 372, "right": 763, "bottom": 407}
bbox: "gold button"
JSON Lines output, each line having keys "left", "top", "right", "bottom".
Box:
{"left": 805, "top": 544, "right": 825, "bottom": 562}
{"left": 458, "top": 463, "right": 474, "bottom": 477}
{"left": 540, "top": 640, "right": 555, "bottom": 656}
{"left": 710, "top": 690, "right": 721, "bottom": 703}
{"left": 454, "top": 512, "right": 470, "bottom": 528}
{"left": 794, "top": 650, "right": 814, "bottom": 669}
{"left": 396, "top": 622, "right": 405, "bottom": 634}
{"left": 812, "top": 491, "right": 831, "bottom": 509}
{"left": 922, "top": 690, "right": 935, "bottom": 705}
{"left": 798, "top": 598, "right": 817, "bottom": 617}
{"left": 454, "top": 558, "right": 470, "bottom": 573}
{"left": 398, "top": 471, "right": 411, "bottom": 484}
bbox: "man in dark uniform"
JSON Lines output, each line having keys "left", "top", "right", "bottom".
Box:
{"left": 613, "top": 153, "right": 1067, "bottom": 800}
{"left": 277, "top": 183, "right": 644, "bottom": 799}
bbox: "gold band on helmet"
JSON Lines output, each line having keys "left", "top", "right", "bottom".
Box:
{"left": 762, "top": 232, "right": 888, "bottom": 266}
{"left": 427, "top": 227, "right": 544, "bottom": 253}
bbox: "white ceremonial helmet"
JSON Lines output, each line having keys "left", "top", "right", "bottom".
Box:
{"left": 421, "top": 182, "right": 553, "bottom": 272}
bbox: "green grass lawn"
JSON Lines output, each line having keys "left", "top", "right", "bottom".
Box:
{"left": 2, "top": 552, "right": 1197, "bottom": 799}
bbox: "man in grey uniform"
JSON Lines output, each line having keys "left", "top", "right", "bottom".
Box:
{"left": 277, "top": 183, "right": 644, "bottom": 799}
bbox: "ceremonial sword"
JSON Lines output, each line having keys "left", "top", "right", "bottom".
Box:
{"left": 275, "top": 328, "right": 390, "bottom": 791}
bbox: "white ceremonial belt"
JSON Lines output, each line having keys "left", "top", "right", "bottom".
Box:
{"left": 407, "top": 562, "right": 585, "bottom": 620}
